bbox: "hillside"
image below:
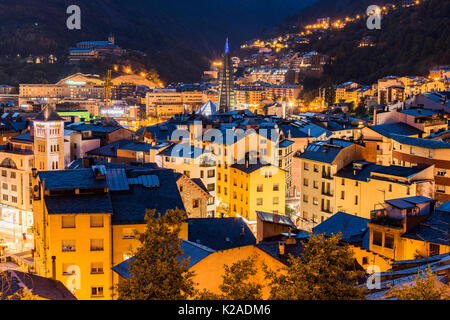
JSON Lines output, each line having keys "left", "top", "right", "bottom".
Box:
{"left": 0, "top": 0, "right": 315, "bottom": 84}
{"left": 311, "top": 0, "right": 450, "bottom": 85}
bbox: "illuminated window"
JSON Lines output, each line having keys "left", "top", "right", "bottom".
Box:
{"left": 122, "top": 229, "right": 135, "bottom": 239}
{"left": 273, "top": 197, "right": 279, "bottom": 205}
{"left": 256, "top": 198, "right": 263, "bottom": 206}
{"left": 90, "top": 216, "right": 104, "bottom": 228}
{"left": 372, "top": 231, "right": 382, "bottom": 246}
{"left": 193, "top": 199, "right": 199, "bottom": 208}
{"left": 91, "top": 287, "right": 104, "bottom": 298}
{"left": 385, "top": 234, "right": 394, "bottom": 249}
{"left": 62, "top": 216, "right": 75, "bottom": 228}
{"left": 91, "top": 262, "right": 104, "bottom": 274}
{"left": 90, "top": 239, "right": 104, "bottom": 251}
{"left": 62, "top": 240, "right": 76, "bottom": 252}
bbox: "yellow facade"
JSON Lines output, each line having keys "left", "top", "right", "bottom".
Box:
{"left": 368, "top": 222, "right": 450, "bottom": 261}
{"left": 227, "top": 165, "right": 286, "bottom": 221}
{"left": 335, "top": 165, "right": 434, "bottom": 219}
{"left": 33, "top": 203, "right": 113, "bottom": 300}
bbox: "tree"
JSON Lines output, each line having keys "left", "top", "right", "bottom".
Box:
{"left": 387, "top": 266, "right": 449, "bottom": 300}
{"left": 116, "top": 209, "right": 196, "bottom": 300}
{"left": 285, "top": 205, "right": 296, "bottom": 220}
{"left": 354, "top": 100, "right": 367, "bottom": 117}
{"left": 197, "top": 255, "right": 263, "bottom": 300}
{"left": 264, "top": 234, "right": 366, "bottom": 300}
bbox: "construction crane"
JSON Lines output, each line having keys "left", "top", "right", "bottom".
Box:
{"left": 104, "top": 69, "right": 113, "bottom": 120}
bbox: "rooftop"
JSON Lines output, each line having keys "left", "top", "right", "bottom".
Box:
{"left": 185, "top": 218, "right": 256, "bottom": 251}
{"left": 390, "top": 134, "right": 450, "bottom": 149}
{"left": 313, "top": 211, "right": 370, "bottom": 249}
{"left": 369, "top": 123, "right": 423, "bottom": 138}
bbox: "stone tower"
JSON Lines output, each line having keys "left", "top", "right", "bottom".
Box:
{"left": 33, "top": 106, "right": 65, "bottom": 171}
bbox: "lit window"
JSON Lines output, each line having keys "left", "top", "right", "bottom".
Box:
{"left": 62, "top": 216, "right": 75, "bottom": 228}
{"left": 91, "top": 262, "right": 104, "bottom": 274}
{"left": 91, "top": 287, "right": 104, "bottom": 298}
{"left": 90, "top": 239, "right": 104, "bottom": 251}
{"left": 62, "top": 240, "right": 76, "bottom": 252}
{"left": 90, "top": 216, "right": 104, "bottom": 228}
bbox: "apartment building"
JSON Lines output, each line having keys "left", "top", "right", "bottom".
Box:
{"left": 32, "top": 165, "right": 186, "bottom": 300}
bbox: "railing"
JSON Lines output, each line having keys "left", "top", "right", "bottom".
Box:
{"left": 322, "top": 172, "right": 333, "bottom": 180}
{"left": 370, "top": 210, "right": 403, "bottom": 228}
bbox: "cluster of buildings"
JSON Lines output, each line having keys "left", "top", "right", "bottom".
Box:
{"left": 327, "top": 68, "right": 449, "bottom": 109}
{"left": 0, "top": 29, "right": 448, "bottom": 299}
{"left": 68, "top": 34, "right": 125, "bottom": 64}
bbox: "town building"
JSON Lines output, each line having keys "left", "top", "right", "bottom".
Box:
{"left": 32, "top": 164, "right": 186, "bottom": 300}
{"left": 368, "top": 196, "right": 450, "bottom": 261}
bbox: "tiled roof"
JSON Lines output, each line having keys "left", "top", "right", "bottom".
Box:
{"left": 313, "top": 212, "right": 370, "bottom": 248}
{"left": 436, "top": 201, "right": 450, "bottom": 213}
{"left": 68, "top": 123, "right": 122, "bottom": 133}
{"left": 39, "top": 166, "right": 185, "bottom": 224}
{"left": 299, "top": 140, "right": 353, "bottom": 164}
{"left": 34, "top": 106, "right": 64, "bottom": 122}
{"left": 110, "top": 169, "right": 185, "bottom": 225}
{"left": 371, "top": 165, "right": 429, "bottom": 178}
{"left": 402, "top": 211, "right": 450, "bottom": 245}
{"left": 256, "top": 240, "right": 304, "bottom": 266}
{"left": 44, "top": 193, "right": 113, "bottom": 214}
{"left": 38, "top": 169, "right": 107, "bottom": 190}
{"left": 0, "top": 270, "right": 76, "bottom": 300}
{"left": 369, "top": 123, "right": 423, "bottom": 138}
{"left": 399, "top": 109, "right": 439, "bottom": 117}
{"left": 385, "top": 196, "right": 434, "bottom": 209}
{"left": 185, "top": 218, "right": 256, "bottom": 251}
{"left": 86, "top": 139, "right": 133, "bottom": 157}
{"left": 390, "top": 134, "right": 450, "bottom": 149}
{"left": 257, "top": 211, "right": 296, "bottom": 228}
{"left": 230, "top": 162, "right": 269, "bottom": 174}
{"left": 160, "top": 144, "right": 206, "bottom": 159}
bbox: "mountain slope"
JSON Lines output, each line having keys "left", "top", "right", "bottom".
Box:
{"left": 0, "top": 0, "right": 315, "bottom": 82}
{"left": 312, "top": 0, "right": 450, "bottom": 84}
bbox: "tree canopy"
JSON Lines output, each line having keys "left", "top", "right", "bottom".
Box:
{"left": 116, "top": 209, "right": 195, "bottom": 300}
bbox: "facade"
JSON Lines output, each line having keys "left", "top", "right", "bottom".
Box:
{"left": 390, "top": 134, "right": 450, "bottom": 203}
{"left": 335, "top": 161, "right": 435, "bottom": 219}
{"left": 226, "top": 163, "right": 286, "bottom": 222}
{"left": 297, "top": 139, "right": 368, "bottom": 230}
{"left": 32, "top": 165, "right": 186, "bottom": 300}
{"left": 175, "top": 173, "right": 212, "bottom": 218}
{"left": 368, "top": 196, "right": 450, "bottom": 261}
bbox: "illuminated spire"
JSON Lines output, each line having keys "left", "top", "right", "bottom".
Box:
{"left": 218, "top": 38, "right": 235, "bottom": 113}
{"left": 225, "top": 37, "right": 230, "bottom": 54}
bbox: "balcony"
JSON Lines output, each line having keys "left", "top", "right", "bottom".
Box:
{"left": 321, "top": 191, "right": 333, "bottom": 197}
{"left": 322, "top": 170, "right": 333, "bottom": 180}
{"left": 370, "top": 210, "right": 403, "bottom": 228}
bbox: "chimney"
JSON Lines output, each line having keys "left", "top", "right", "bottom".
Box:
{"left": 278, "top": 241, "right": 285, "bottom": 256}
{"left": 373, "top": 107, "right": 377, "bottom": 125}
{"left": 51, "top": 256, "right": 56, "bottom": 280}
